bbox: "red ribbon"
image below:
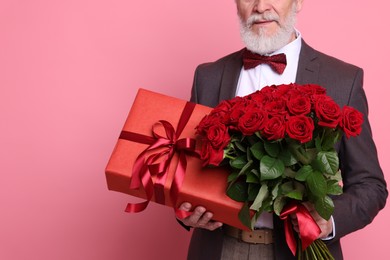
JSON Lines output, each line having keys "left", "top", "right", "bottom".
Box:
{"left": 119, "top": 102, "right": 197, "bottom": 218}
{"left": 279, "top": 202, "right": 321, "bottom": 255}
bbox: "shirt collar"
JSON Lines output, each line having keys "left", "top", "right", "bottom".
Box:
{"left": 271, "top": 29, "right": 302, "bottom": 70}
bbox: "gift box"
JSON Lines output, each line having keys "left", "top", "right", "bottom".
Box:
{"left": 105, "top": 88, "right": 248, "bottom": 230}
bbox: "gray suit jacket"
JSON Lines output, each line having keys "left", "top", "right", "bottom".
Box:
{"left": 187, "top": 41, "right": 387, "bottom": 260}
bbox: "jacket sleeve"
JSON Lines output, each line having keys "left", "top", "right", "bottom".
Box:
{"left": 331, "top": 68, "right": 387, "bottom": 240}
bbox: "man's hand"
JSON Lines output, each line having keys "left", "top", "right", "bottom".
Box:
{"left": 290, "top": 202, "right": 333, "bottom": 239}
{"left": 177, "top": 202, "right": 223, "bottom": 231}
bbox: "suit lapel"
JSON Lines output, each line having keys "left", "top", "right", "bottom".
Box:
{"left": 218, "top": 41, "right": 320, "bottom": 103}
{"left": 218, "top": 49, "right": 245, "bottom": 102}
{"left": 296, "top": 40, "right": 320, "bottom": 85}
{"left": 211, "top": 41, "right": 323, "bottom": 260}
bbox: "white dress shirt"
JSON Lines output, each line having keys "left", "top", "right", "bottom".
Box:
{"left": 235, "top": 30, "right": 302, "bottom": 97}
{"left": 234, "top": 31, "right": 336, "bottom": 240}
{"left": 235, "top": 31, "right": 302, "bottom": 229}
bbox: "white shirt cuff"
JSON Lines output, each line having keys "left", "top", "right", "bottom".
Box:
{"left": 321, "top": 215, "right": 336, "bottom": 241}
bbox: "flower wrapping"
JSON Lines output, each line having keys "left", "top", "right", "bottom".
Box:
{"left": 105, "top": 88, "right": 249, "bottom": 230}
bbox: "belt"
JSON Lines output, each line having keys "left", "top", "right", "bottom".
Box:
{"left": 224, "top": 225, "right": 274, "bottom": 244}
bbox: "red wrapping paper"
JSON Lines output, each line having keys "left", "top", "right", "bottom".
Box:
{"left": 105, "top": 88, "right": 248, "bottom": 230}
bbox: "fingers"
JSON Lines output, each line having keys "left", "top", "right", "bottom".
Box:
{"left": 203, "top": 220, "right": 224, "bottom": 231}
{"left": 302, "top": 202, "right": 333, "bottom": 238}
{"left": 177, "top": 202, "right": 223, "bottom": 231}
{"left": 290, "top": 203, "right": 333, "bottom": 239}
{"left": 179, "top": 202, "right": 192, "bottom": 212}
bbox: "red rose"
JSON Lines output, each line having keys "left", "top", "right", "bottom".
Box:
{"left": 196, "top": 115, "right": 211, "bottom": 135}
{"left": 284, "top": 87, "right": 301, "bottom": 101}
{"left": 272, "top": 84, "right": 293, "bottom": 99}
{"left": 196, "top": 114, "right": 219, "bottom": 135}
{"left": 214, "top": 99, "right": 233, "bottom": 112}
{"left": 315, "top": 96, "right": 342, "bottom": 128}
{"left": 199, "top": 140, "right": 224, "bottom": 166}
{"left": 287, "top": 96, "right": 311, "bottom": 116}
{"left": 262, "top": 116, "right": 286, "bottom": 141}
{"left": 299, "top": 84, "right": 327, "bottom": 96}
{"left": 248, "top": 91, "right": 269, "bottom": 107}
{"left": 238, "top": 104, "right": 268, "bottom": 136}
{"left": 247, "top": 90, "right": 262, "bottom": 100}
{"left": 259, "top": 85, "right": 276, "bottom": 96}
{"left": 206, "top": 123, "right": 230, "bottom": 150}
{"left": 228, "top": 98, "right": 247, "bottom": 127}
{"left": 286, "top": 115, "right": 314, "bottom": 143}
{"left": 265, "top": 98, "right": 287, "bottom": 116}
{"left": 208, "top": 108, "right": 229, "bottom": 125}
{"left": 339, "top": 106, "right": 364, "bottom": 138}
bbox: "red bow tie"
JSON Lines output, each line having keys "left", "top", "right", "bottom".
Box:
{"left": 242, "top": 48, "right": 287, "bottom": 74}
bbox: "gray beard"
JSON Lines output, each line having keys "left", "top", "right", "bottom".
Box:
{"left": 238, "top": 8, "right": 297, "bottom": 55}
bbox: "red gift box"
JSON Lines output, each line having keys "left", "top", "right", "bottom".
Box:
{"left": 105, "top": 88, "right": 248, "bottom": 230}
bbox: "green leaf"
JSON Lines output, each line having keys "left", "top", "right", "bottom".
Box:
{"left": 260, "top": 156, "right": 284, "bottom": 180}
{"left": 238, "top": 160, "right": 253, "bottom": 177}
{"left": 327, "top": 180, "right": 343, "bottom": 195}
{"left": 303, "top": 148, "right": 318, "bottom": 163}
{"left": 226, "top": 181, "right": 248, "bottom": 202}
{"left": 279, "top": 148, "right": 298, "bottom": 166}
{"left": 315, "top": 136, "right": 323, "bottom": 152}
{"left": 295, "top": 165, "right": 314, "bottom": 182}
{"left": 227, "top": 171, "right": 239, "bottom": 183}
{"left": 327, "top": 169, "right": 342, "bottom": 182}
{"left": 251, "top": 168, "right": 260, "bottom": 177}
{"left": 250, "top": 184, "right": 269, "bottom": 211}
{"left": 250, "top": 141, "right": 265, "bottom": 161}
{"left": 284, "top": 167, "right": 297, "bottom": 178}
{"left": 261, "top": 198, "right": 273, "bottom": 213}
{"left": 273, "top": 196, "right": 286, "bottom": 216}
{"left": 238, "top": 202, "right": 252, "bottom": 230}
{"left": 306, "top": 171, "right": 327, "bottom": 198}
{"left": 264, "top": 141, "right": 280, "bottom": 158}
{"left": 314, "top": 151, "right": 339, "bottom": 174}
{"left": 287, "top": 141, "right": 316, "bottom": 165}
{"left": 286, "top": 190, "right": 303, "bottom": 200}
{"left": 234, "top": 140, "right": 246, "bottom": 152}
{"left": 314, "top": 195, "right": 334, "bottom": 220}
{"left": 248, "top": 183, "right": 260, "bottom": 201}
{"left": 271, "top": 183, "right": 280, "bottom": 200}
{"left": 322, "top": 130, "right": 341, "bottom": 151}
{"left": 280, "top": 181, "right": 294, "bottom": 193}
{"left": 246, "top": 146, "right": 252, "bottom": 162}
{"left": 246, "top": 170, "right": 259, "bottom": 183}
{"left": 295, "top": 181, "right": 306, "bottom": 193}
{"left": 230, "top": 155, "right": 247, "bottom": 169}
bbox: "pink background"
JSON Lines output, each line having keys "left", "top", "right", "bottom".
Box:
{"left": 1, "top": 0, "right": 389, "bottom": 259}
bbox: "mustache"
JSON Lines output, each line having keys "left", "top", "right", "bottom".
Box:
{"left": 245, "top": 13, "right": 280, "bottom": 27}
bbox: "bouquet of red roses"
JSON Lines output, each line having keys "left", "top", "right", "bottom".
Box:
{"left": 196, "top": 83, "right": 363, "bottom": 260}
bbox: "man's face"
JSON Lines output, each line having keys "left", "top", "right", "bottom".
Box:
{"left": 236, "top": 0, "right": 303, "bottom": 54}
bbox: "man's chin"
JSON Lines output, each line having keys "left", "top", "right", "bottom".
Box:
{"left": 241, "top": 27, "right": 295, "bottom": 54}
{"left": 241, "top": 35, "right": 277, "bottom": 54}
{"left": 252, "top": 32, "right": 277, "bottom": 40}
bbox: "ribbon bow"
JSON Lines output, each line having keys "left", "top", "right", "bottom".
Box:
{"left": 280, "top": 202, "right": 321, "bottom": 255}
{"left": 120, "top": 102, "right": 197, "bottom": 218}
{"left": 242, "top": 48, "right": 287, "bottom": 74}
